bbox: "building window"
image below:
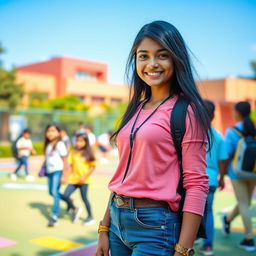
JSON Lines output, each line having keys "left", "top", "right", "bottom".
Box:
{"left": 91, "top": 96, "right": 104, "bottom": 103}
{"left": 76, "top": 70, "right": 96, "bottom": 80}
{"left": 111, "top": 98, "right": 121, "bottom": 103}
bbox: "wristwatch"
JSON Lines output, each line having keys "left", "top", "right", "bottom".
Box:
{"left": 175, "top": 243, "right": 195, "bottom": 256}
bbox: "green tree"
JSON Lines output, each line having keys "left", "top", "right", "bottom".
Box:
{"left": 0, "top": 44, "right": 24, "bottom": 109}
{"left": 250, "top": 61, "right": 256, "bottom": 80}
{"left": 0, "top": 43, "right": 24, "bottom": 141}
{"left": 30, "top": 95, "right": 90, "bottom": 110}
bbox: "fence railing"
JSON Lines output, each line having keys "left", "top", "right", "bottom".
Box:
{"left": 0, "top": 107, "right": 118, "bottom": 142}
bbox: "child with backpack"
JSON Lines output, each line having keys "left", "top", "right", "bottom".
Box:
{"left": 197, "top": 100, "right": 229, "bottom": 256}
{"left": 63, "top": 133, "right": 96, "bottom": 225}
{"left": 44, "top": 123, "right": 69, "bottom": 227}
{"left": 221, "top": 101, "right": 256, "bottom": 252}
{"left": 10, "top": 129, "right": 36, "bottom": 181}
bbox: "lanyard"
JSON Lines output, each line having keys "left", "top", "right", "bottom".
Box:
{"left": 121, "top": 95, "right": 173, "bottom": 183}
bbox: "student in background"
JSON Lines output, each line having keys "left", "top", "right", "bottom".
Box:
{"left": 60, "top": 128, "right": 71, "bottom": 151}
{"left": 72, "top": 122, "right": 87, "bottom": 145}
{"left": 84, "top": 124, "right": 96, "bottom": 148}
{"left": 10, "top": 128, "right": 36, "bottom": 181}
{"left": 198, "top": 100, "right": 228, "bottom": 256}
{"left": 221, "top": 101, "right": 256, "bottom": 252}
{"left": 63, "top": 133, "right": 96, "bottom": 225}
{"left": 96, "top": 131, "right": 113, "bottom": 164}
{"left": 44, "top": 123, "right": 69, "bottom": 227}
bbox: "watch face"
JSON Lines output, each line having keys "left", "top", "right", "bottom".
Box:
{"left": 187, "top": 248, "right": 195, "bottom": 256}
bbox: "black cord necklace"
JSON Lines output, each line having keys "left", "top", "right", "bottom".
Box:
{"left": 121, "top": 94, "right": 174, "bottom": 183}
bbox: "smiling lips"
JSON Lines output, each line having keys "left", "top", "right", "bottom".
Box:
{"left": 145, "top": 71, "right": 163, "bottom": 79}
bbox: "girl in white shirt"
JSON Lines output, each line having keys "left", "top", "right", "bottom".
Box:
{"left": 44, "top": 123, "right": 69, "bottom": 227}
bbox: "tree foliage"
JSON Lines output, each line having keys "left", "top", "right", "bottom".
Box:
{"left": 250, "top": 61, "right": 256, "bottom": 80}
{"left": 0, "top": 43, "right": 24, "bottom": 109}
{"left": 30, "top": 95, "right": 90, "bottom": 111}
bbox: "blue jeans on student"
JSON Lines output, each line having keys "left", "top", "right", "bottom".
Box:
{"left": 14, "top": 156, "right": 28, "bottom": 175}
{"left": 63, "top": 184, "right": 93, "bottom": 218}
{"left": 109, "top": 198, "right": 181, "bottom": 256}
{"left": 203, "top": 186, "right": 217, "bottom": 248}
{"left": 47, "top": 171, "right": 65, "bottom": 217}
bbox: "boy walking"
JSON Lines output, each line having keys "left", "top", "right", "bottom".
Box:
{"left": 10, "top": 129, "right": 36, "bottom": 181}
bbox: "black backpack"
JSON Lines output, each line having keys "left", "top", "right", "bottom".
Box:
{"left": 171, "top": 96, "right": 207, "bottom": 239}
{"left": 11, "top": 136, "right": 21, "bottom": 160}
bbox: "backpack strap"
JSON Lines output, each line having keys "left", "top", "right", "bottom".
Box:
{"left": 170, "top": 96, "right": 207, "bottom": 238}
{"left": 170, "top": 96, "right": 190, "bottom": 212}
{"left": 171, "top": 96, "right": 190, "bottom": 165}
{"left": 232, "top": 127, "right": 244, "bottom": 137}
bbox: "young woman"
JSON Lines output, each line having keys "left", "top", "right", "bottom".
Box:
{"left": 63, "top": 133, "right": 96, "bottom": 225}
{"left": 44, "top": 123, "right": 69, "bottom": 227}
{"left": 221, "top": 101, "right": 256, "bottom": 252}
{"left": 96, "top": 21, "right": 210, "bottom": 256}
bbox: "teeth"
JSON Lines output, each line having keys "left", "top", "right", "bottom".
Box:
{"left": 147, "top": 72, "right": 160, "bottom": 76}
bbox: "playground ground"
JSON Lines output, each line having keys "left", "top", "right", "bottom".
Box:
{"left": 0, "top": 155, "right": 255, "bottom": 256}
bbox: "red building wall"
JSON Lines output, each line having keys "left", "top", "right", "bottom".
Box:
{"left": 17, "top": 56, "right": 108, "bottom": 97}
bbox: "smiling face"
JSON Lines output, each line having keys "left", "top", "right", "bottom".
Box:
{"left": 136, "top": 37, "right": 174, "bottom": 90}
{"left": 46, "top": 126, "right": 60, "bottom": 142}
{"left": 75, "top": 136, "right": 87, "bottom": 150}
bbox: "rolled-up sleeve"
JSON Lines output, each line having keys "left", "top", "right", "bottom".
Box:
{"left": 181, "top": 109, "right": 209, "bottom": 216}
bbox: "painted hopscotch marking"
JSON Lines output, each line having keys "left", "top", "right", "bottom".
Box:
{"left": 30, "top": 237, "right": 83, "bottom": 251}
{"left": 52, "top": 241, "right": 97, "bottom": 256}
{"left": 1, "top": 183, "right": 47, "bottom": 190}
{"left": 0, "top": 237, "right": 17, "bottom": 248}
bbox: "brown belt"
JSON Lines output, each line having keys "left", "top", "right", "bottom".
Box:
{"left": 113, "top": 194, "right": 168, "bottom": 209}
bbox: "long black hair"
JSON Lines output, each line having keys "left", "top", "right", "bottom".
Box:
{"left": 235, "top": 101, "right": 256, "bottom": 137}
{"left": 75, "top": 133, "right": 95, "bottom": 162}
{"left": 44, "top": 123, "right": 62, "bottom": 152}
{"left": 112, "top": 20, "right": 210, "bottom": 143}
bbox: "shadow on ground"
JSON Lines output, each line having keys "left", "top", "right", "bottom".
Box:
{"left": 29, "top": 202, "right": 71, "bottom": 220}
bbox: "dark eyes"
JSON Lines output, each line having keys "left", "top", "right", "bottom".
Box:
{"left": 137, "top": 53, "right": 169, "bottom": 60}
{"left": 137, "top": 54, "right": 147, "bottom": 60}
{"left": 159, "top": 53, "right": 169, "bottom": 58}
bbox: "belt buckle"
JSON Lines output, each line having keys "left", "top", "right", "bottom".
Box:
{"left": 116, "top": 196, "right": 125, "bottom": 207}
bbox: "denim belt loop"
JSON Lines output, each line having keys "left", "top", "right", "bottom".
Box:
{"left": 129, "top": 197, "right": 135, "bottom": 211}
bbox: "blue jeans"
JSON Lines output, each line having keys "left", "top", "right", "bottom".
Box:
{"left": 63, "top": 184, "right": 93, "bottom": 218}
{"left": 203, "top": 186, "right": 216, "bottom": 248}
{"left": 109, "top": 199, "right": 181, "bottom": 256}
{"left": 47, "top": 171, "right": 65, "bottom": 217}
{"left": 14, "top": 156, "right": 29, "bottom": 175}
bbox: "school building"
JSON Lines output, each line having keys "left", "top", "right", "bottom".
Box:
{"left": 16, "top": 56, "right": 256, "bottom": 134}
{"left": 197, "top": 77, "right": 256, "bottom": 133}
{"left": 16, "top": 56, "right": 128, "bottom": 106}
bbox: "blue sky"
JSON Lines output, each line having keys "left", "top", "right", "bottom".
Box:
{"left": 0, "top": 0, "right": 256, "bottom": 84}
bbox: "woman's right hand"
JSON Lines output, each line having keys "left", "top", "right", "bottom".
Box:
{"left": 95, "top": 232, "right": 110, "bottom": 256}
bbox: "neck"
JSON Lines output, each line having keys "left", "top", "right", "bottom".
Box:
{"left": 51, "top": 138, "right": 58, "bottom": 145}
{"left": 149, "top": 88, "right": 171, "bottom": 104}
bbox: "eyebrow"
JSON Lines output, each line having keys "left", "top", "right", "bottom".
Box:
{"left": 137, "top": 48, "right": 167, "bottom": 53}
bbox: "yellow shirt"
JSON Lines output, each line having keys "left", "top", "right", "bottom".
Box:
{"left": 68, "top": 151, "right": 96, "bottom": 184}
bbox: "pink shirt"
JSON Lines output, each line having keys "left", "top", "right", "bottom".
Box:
{"left": 108, "top": 96, "right": 208, "bottom": 216}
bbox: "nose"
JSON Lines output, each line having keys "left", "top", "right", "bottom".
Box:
{"left": 148, "top": 58, "right": 159, "bottom": 68}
